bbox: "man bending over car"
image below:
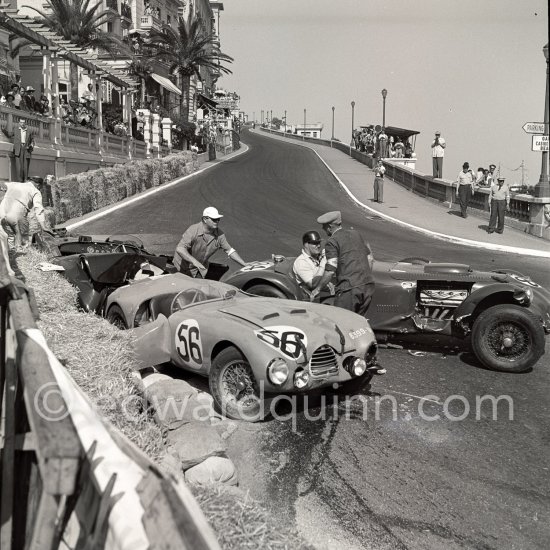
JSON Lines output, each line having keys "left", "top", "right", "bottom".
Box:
{"left": 173, "top": 206, "right": 248, "bottom": 278}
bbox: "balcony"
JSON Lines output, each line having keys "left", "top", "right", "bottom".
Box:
{"left": 140, "top": 15, "right": 162, "bottom": 31}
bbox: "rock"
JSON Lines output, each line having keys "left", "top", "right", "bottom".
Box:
{"left": 145, "top": 378, "right": 197, "bottom": 400}
{"left": 185, "top": 456, "right": 238, "bottom": 486}
{"left": 167, "top": 423, "right": 227, "bottom": 470}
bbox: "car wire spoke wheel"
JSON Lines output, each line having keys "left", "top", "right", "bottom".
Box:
{"left": 486, "top": 321, "right": 530, "bottom": 360}
{"left": 471, "top": 304, "right": 545, "bottom": 373}
{"left": 209, "top": 347, "right": 265, "bottom": 421}
{"left": 221, "top": 360, "right": 258, "bottom": 408}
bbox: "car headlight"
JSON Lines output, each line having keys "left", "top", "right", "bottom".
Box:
{"left": 513, "top": 287, "right": 533, "bottom": 306}
{"left": 294, "top": 368, "right": 310, "bottom": 389}
{"left": 267, "top": 358, "right": 289, "bottom": 386}
{"left": 343, "top": 357, "right": 367, "bottom": 377}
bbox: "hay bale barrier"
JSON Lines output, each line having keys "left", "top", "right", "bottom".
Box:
{"left": 51, "top": 151, "right": 199, "bottom": 224}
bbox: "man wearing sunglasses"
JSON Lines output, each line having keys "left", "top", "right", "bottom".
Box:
{"left": 293, "top": 230, "right": 328, "bottom": 300}
{"left": 173, "top": 206, "right": 247, "bottom": 278}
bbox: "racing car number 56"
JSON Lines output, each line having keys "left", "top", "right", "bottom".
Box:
{"left": 176, "top": 320, "right": 203, "bottom": 367}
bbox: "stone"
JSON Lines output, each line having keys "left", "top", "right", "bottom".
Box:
{"left": 167, "top": 423, "right": 227, "bottom": 470}
{"left": 184, "top": 456, "right": 238, "bottom": 486}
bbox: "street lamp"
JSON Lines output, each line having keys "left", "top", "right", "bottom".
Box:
{"left": 331, "top": 106, "right": 335, "bottom": 142}
{"left": 350, "top": 101, "right": 355, "bottom": 153}
{"left": 284, "top": 109, "right": 287, "bottom": 133}
{"left": 535, "top": 43, "right": 549, "bottom": 198}
{"left": 303, "top": 108, "right": 306, "bottom": 140}
{"left": 381, "top": 88, "right": 387, "bottom": 129}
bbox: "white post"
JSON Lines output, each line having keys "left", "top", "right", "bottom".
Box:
{"left": 138, "top": 109, "right": 151, "bottom": 157}
{"left": 95, "top": 73, "right": 103, "bottom": 151}
{"left": 50, "top": 52, "right": 62, "bottom": 145}
{"left": 151, "top": 113, "right": 161, "bottom": 158}
{"left": 161, "top": 117, "right": 172, "bottom": 154}
{"left": 42, "top": 49, "right": 52, "bottom": 103}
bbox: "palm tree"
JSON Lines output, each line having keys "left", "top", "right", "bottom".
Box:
{"left": 127, "top": 56, "right": 154, "bottom": 107}
{"left": 24, "top": 0, "right": 126, "bottom": 100}
{"left": 150, "top": 16, "right": 234, "bottom": 121}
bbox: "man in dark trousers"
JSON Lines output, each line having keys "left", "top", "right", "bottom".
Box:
{"left": 488, "top": 177, "right": 511, "bottom": 234}
{"left": 315, "top": 211, "right": 385, "bottom": 374}
{"left": 3, "top": 119, "right": 35, "bottom": 182}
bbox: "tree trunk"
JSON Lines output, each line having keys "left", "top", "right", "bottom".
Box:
{"left": 141, "top": 77, "right": 145, "bottom": 106}
{"left": 69, "top": 62, "right": 79, "bottom": 101}
{"left": 181, "top": 74, "right": 191, "bottom": 122}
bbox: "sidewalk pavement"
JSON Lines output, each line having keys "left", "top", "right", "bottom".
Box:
{"left": 254, "top": 130, "right": 550, "bottom": 258}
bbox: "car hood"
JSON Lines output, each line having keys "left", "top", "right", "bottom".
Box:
{"left": 218, "top": 297, "right": 371, "bottom": 335}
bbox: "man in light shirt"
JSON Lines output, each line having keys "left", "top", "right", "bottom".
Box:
{"left": 293, "top": 231, "right": 327, "bottom": 300}
{"left": 488, "top": 177, "right": 511, "bottom": 234}
{"left": 431, "top": 131, "right": 446, "bottom": 178}
{"left": 454, "top": 162, "right": 476, "bottom": 218}
{"left": 0, "top": 179, "right": 52, "bottom": 250}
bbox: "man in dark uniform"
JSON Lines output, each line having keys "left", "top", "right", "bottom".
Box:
{"left": 315, "top": 210, "right": 375, "bottom": 316}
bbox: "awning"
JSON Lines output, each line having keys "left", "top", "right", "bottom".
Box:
{"left": 197, "top": 93, "right": 218, "bottom": 108}
{"left": 150, "top": 73, "right": 182, "bottom": 96}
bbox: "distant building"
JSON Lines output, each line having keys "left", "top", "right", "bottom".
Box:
{"left": 296, "top": 123, "right": 324, "bottom": 139}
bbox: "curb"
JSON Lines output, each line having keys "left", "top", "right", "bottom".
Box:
{"left": 63, "top": 144, "right": 250, "bottom": 230}
{"left": 255, "top": 130, "right": 550, "bottom": 259}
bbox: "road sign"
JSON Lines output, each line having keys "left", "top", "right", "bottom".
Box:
{"left": 531, "top": 135, "right": 549, "bottom": 151}
{"left": 523, "top": 122, "right": 545, "bottom": 134}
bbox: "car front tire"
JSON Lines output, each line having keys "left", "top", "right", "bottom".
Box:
{"left": 106, "top": 304, "right": 128, "bottom": 330}
{"left": 471, "top": 304, "right": 545, "bottom": 372}
{"left": 209, "top": 347, "right": 266, "bottom": 422}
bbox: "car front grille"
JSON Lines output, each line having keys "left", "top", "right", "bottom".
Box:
{"left": 309, "top": 345, "right": 338, "bottom": 378}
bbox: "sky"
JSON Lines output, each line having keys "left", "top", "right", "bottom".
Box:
{"left": 219, "top": 0, "right": 548, "bottom": 184}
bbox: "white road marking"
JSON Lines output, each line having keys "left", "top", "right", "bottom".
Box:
{"left": 379, "top": 389, "right": 443, "bottom": 405}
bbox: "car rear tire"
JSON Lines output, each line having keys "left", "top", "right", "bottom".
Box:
{"left": 471, "top": 304, "right": 544, "bottom": 372}
{"left": 209, "top": 347, "right": 266, "bottom": 422}
{"left": 106, "top": 304, "right": 128, "bottom": 330}
{"left": 245, "top": 283, "right": 287, "bottom": 299}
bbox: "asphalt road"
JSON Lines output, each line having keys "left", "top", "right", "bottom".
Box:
{"left": 78, "top": 129, "right": 550, "bottom": 549}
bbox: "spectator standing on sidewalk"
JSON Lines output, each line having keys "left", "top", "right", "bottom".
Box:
{"left": 488, "top": 177, "right": 510, "bottom": 234}
{"left": 454, "top": 162, "right": 476, "bottom": 218}
{"left": 373, "top": 159, "right": 385, "bottom": 203}
{"left": 431, "top": 131, "right": 446, "bottom": 178}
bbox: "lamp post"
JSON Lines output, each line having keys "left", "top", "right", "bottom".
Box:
{"left": 284, "top": 109, "right": 287, "bottom": 133}
{"left": 331, "top": 106, "right": 335, "bottom": 143}
{"left": 261, "top": 110, "right": 263, "bottom": 124}
{"left": 535, "top": 43, "right": 549, "bottom": 198}
{"left": 381, "top": 88, "right": 387, "bottom": 129}
{"left": 350, "top": 100, "right": 355, "bottom": 153}
{"left": 303, "top": 108, "right": 306, "bottom": 140}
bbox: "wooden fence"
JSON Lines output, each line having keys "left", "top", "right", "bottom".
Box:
{"left": 0, "top": 262, "right": 220, "bottom": 550}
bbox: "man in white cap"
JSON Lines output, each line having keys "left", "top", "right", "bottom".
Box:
{"left": 431, "top": 131, "right": 446, "bottom": 178}
{"left": 173, "top": 206, "right": 248, "bottom": 278}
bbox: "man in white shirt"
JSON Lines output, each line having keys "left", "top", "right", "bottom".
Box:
{"left": 293, "top": 231, "right": 327, "bottom": 300}
{"left": 431, "top": 131, "right": 446, "bottom": 178}
{"left": 0, "top": 180, "right": 51, "bottom": 249}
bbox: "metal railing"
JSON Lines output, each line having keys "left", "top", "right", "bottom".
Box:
{"left": 0, "top": 262, "right": 220, "bottom": 550}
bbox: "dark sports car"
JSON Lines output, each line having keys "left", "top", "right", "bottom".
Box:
{"left": 221, "top": 256, "right": 550, "bottom": 373}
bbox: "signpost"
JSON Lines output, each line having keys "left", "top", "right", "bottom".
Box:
{"left": 531, "top": 135, "right": 549, "bottom": 152}
{"left": 522, "top": 122, "right": 546, "bottom": 134}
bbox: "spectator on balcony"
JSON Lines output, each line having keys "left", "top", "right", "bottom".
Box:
{"left": 394, "top": 137, "right": 404, "bottom": 158}
{"left": 404, "top": 138, "right": 413, "bottom": 158}
{"left": 10, "top": 84, "right": 22, "bottom": 109}
{"left": 4, "top": 93, "right": 16, "bottom": 109}
{"left": 35, "top": 95, "right": 50, "bottom": 116}
{"left": 82, "top": 83, "right": 96, "bottom": 103}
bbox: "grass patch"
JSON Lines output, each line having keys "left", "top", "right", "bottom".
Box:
{"left": 17, "top": 248, "right": 315, "bottom": 549}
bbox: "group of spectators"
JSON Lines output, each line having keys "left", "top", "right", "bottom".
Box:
{"left": 0, "top": 83, "right": 51, "bottom": 116}
{"left": 353, "top": 126, "right": 414, "bottom": 159}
